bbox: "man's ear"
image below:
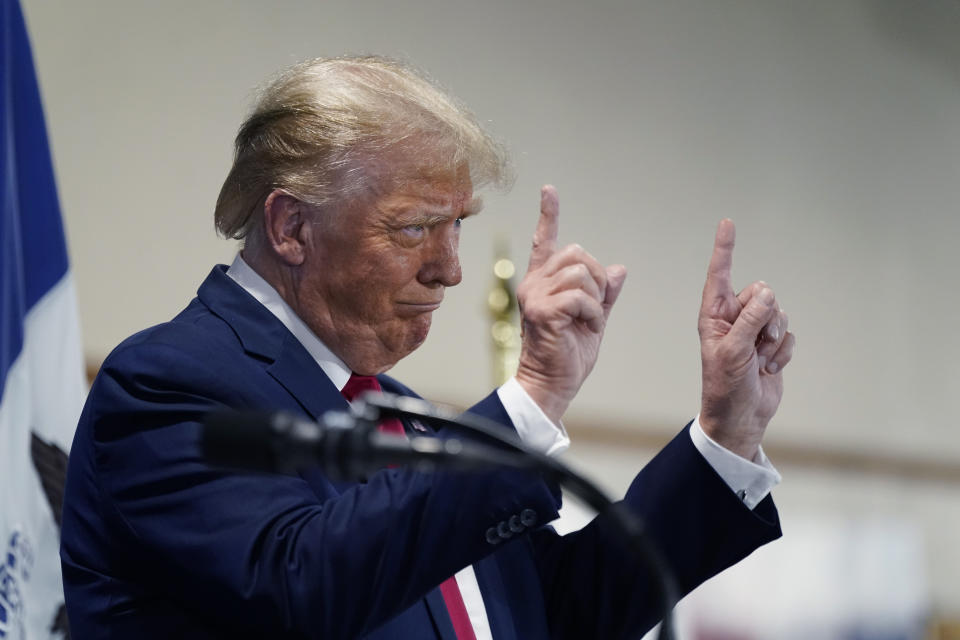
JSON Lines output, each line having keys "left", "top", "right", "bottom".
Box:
{"left": 263, "top": 189, "right": 310, "bottom": 266}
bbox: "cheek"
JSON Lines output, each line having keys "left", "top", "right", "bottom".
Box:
{"left": 387, "top": 253, "right": 422, "bottom": 284}
{"left": 346, "top": 289, "right": 391, "bottom": 323}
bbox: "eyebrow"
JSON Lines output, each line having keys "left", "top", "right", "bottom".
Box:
{"left": 392, "top": 196, "right": 485, "bottom": 225}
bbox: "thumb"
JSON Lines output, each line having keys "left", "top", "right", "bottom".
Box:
{"left": 727, "top": 286, "right": 776, "bottom": 346}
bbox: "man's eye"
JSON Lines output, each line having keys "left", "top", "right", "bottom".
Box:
{"left": 401, "top": 224, "right": 425, "bottom": 238}
{"left": 454, "top": 217, "right": 463, "bottom": 228}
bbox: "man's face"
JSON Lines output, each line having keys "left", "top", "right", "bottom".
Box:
{"left": 296, "top": 168, "right": 478, "bottom": 375}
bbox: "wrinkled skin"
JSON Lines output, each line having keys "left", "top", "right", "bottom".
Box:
{"left": 698, "top": 220, "right": 796, "bottom": 459}
{"left": 247, "top": 167, "right": 479, "bottom": 375}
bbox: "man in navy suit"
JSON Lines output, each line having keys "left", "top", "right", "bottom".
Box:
{"left": 61, "top": 56, "right": 795, "bottom": 638}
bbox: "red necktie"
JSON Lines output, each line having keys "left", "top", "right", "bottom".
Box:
{"left": 340, "top": 374, "right": 405, "bottom": 437}
{"left": 340, "top": 374, "right": 478, "bottom": 640}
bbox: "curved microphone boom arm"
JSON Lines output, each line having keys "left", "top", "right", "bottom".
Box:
{"left": 351, "top": 391, "right": 679, "bottom": 640}
{"left": 203, "top": 391, "right": 679, "bottom": 640}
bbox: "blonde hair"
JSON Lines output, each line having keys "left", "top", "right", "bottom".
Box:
{"left": 214, "top": 55, "right": 512, "bottom": 241}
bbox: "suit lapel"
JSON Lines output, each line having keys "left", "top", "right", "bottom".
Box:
{"left": 376, "top": 376, "right": 437, "bottom": 436}
{"left": 265, "top": 331, "right": 347, "bottom": 420}
{"left": 196, "top": 265, "right": 350, "bottom": 420}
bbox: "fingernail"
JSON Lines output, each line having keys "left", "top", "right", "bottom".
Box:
{"left": 758, "top": 356, "right": 767, "bottom": 371}
{"left": 759, "top": 288, "right": 774, "bottom": 304}
{"left": 766, "top": 361, "right": 779, "bottom": 374}
{"left": 768, "top": 325, "right": 780, "bottom": 342}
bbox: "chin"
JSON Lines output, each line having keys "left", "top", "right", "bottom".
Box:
{"left": 360, "top": 320, "right": 433, "bottom": 375}
{"left": 403, "top": 316, "right": 432, "bottom": 353}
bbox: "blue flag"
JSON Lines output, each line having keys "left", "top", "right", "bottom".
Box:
{"left": 1, "top": 0, "right": 86, "bottom": 637}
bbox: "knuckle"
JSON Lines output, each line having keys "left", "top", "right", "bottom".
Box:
{"left": 563, "top": 243, "right": 589, "bottom": 263}
{"left": 522, "top": 303, "right": 547, "bottom": 322}
{"left": 742, "top": 307, "right": 767, "bottom": 326}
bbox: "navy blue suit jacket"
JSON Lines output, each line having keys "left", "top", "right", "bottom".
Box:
{"left": 61, "top": 266, "right": 781, "bottom": 639}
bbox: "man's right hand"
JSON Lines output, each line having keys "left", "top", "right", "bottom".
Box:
{"left": 514, "top": 186, "right": 627, "bottom": 424}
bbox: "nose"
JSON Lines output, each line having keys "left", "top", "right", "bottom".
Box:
{"left": 417, "top": 227, "right": 462, "bottom": 288}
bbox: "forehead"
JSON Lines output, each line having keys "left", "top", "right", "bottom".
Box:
{"left": 373, "top": 170, "right": 479, "bottom": 217}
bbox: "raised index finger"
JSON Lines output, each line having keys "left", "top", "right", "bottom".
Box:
{"left": 528, "top": 185, "right": 560, "bottom": 271}
{"left": 702, "top": 218, "right": 736, "bottom": 304}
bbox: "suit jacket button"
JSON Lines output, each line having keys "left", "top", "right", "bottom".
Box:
{"left": 508, "top": 514, "right": 524, "bottom": 533}
{"left": 520, "top": 509, "right": 537, "bottom": 527}
{"left": 497, "top": 521, "right": 513, "bottom": 539}
{"left": 486, "top": 527, "right": 501, "bottom": 545}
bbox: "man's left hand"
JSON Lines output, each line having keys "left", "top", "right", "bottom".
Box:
{"left": 698, "top": 219, "right": 796, "bottom": 460}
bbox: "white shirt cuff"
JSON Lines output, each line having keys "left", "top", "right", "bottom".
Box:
{"left": 689, "top": 415, "right": 782, "bottom": 510}
{"left": 496, "top": 377, "right": 570, "bottom": 457}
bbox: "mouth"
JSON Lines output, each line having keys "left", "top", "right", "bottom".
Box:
{"left": 396, "top": 301, "right": 443, "bottom": 314}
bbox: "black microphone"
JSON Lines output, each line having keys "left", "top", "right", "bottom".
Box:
{"left": 202, "top": 408, "right": 537, "bottom": 481}
{"left": 203, "top": 410, "right": 332, "bottom": 475}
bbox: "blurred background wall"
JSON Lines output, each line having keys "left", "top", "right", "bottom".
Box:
{"left": 21, "top": 0, "right": 960, "bottom": 637}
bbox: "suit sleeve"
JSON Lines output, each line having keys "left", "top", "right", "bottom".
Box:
{"left": 527, "top": 422, "right": 782, "bottom": 639}
{"left": 455, "top": 393, "right": 782, "bottom": 637}
{"left": 62, "top": 339, "right": 561, "bottom": 639}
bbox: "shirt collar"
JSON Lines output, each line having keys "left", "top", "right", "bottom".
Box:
{"left": 226, "top": 253, "right": 352, "bottom": 391}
